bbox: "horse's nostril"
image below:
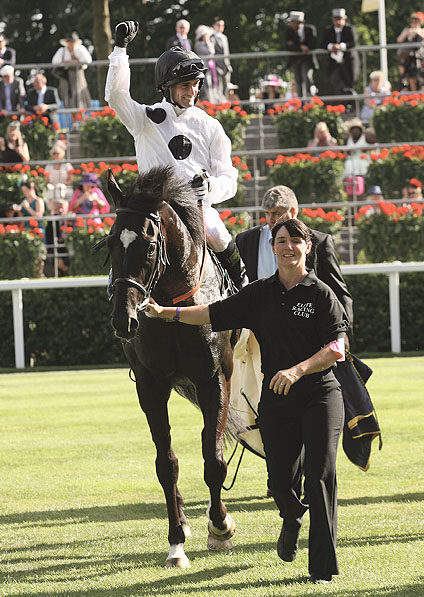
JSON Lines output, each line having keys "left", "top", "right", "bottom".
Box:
{"left": 128, "top": 317, "right": 139, "bottom": 334}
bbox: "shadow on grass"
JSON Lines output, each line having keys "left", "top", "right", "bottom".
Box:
{"left": 1, "top": 491, "right": 421, "bottom": 529}
{"left": 0, "top": 495, "right": 275, "bottom": 528}
{"left": 338, "top": 492, "right": 424, "bottom": 506}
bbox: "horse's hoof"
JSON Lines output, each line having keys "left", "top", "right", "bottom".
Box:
{"left": 165, "top": 556, "right": 190, "bottom": 568}
{"left": 207, "top": 513, "right": 235, "bottom": 550}
{"left": 165, "top": 543, "right": 190, "bottom": 569}
{"left": 207, "top": 535, "right": 233, "bottom": 550}
{"left": 182, "top": 523, "right": 192, "bottom": 538}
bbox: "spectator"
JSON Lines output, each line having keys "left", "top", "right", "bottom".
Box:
{"left": 25, "top": 73, "right": 60, "bottom": 125}
{"left": 0, "top": 121, "right": 30, "bottom": 163}
{"left": 235, "top": 184, "right": 353, "bottom": 339}
{"left": 307, "top": 121, "right": 337, "bottom": 150}
{"left": 342, "top": 118, "right": 369, "bottom": 184}
{"left": 403, "top": 177, "right": 423, "bottom": 199}
{"left": 69, "top": 172, "right": 110, "bottom": 221}
{"left": 194, "top": 25, "right": 225, "bottom": 104}
{"left": 322, "top": 8, "right": 359, "bottom": 98}
{"left": 257, "top": 74, "right": 283, "bottom": 112}
{"left": 165, "top": 19, "right": 192, "bottom": 51}
{"left": 44, "top": 142, "right": 74, "bottom": 207}
{"left": 366, "top": 185, "right": 384, "bottom": 202}
{"left": 360, "top": 71, "right": 391, "bottom": 126}
{"left": 210, "top": 17, "right": 232, "bottom": 98}
{"left": 396, "top": 13, "right": 424, "bottom": 91}
{"left": 227, "top": 82, "right": 240, "bottom": 102}
{"left": 51, "top": 32, "right": 92, "bottom": 124}
{"left": 285, "top": 11, "right": 318, "bottom": 99}
{"left": 0, "top": 203, "right": 18, "bottom": 219}
{"left": 0, "top": 33, "right": 16, "bottom": 67}
{"left": 14, "top": 180, "right": 46, "bottom": 238}
{"left": 45, "top": 198, "right": 73, "bottom": 276}
{"left": 0, "top": 64, "right": 26, "bottom": 116}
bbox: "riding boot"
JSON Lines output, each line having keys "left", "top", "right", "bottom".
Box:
{"left": 215, "top": 240, "right": 248, "bottom": 291}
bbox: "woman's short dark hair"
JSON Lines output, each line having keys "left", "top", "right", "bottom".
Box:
{"left": 271, "top": 218, "right": 312, "bottom": 245}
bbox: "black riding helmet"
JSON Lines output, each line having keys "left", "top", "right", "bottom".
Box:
{"left": 155, "top": 47, "right": 207, "bottom": 106}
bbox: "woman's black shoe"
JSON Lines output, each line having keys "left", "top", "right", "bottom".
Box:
{"left": 310, "top": 575, "right": 332, "bottom": 584}
{"left": 277, "top": 524, "right": 300, "bottom": 562}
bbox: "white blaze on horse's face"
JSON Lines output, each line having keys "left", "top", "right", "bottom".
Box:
{"left": 120, "top": 229, "right": 138, "bottom": 251}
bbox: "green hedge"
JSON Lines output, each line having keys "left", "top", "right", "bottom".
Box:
{"left": 273, "top": 99, "right": 346, "bottom": 148}
{"left": 356, "top": 208, "right": 424, "bottom": 263}
{"left": 373, "top": 94, "right": 424, "bottom": 143}
{"left": 365, "top": 146, "right": 424, "bottom": 199}
{"left": 1, "top": 273, "right": 422, "bottom": 367}
{"left": 268, "top": 153, "right": 346, "bottom": 203}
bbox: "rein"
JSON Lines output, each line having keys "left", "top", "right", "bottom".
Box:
{"left": 171, "top": 203, "right": 208, "bottom": 305}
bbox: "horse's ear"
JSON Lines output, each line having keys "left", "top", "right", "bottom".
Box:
{"left": 107, "top": 169, "right": 123, "bottom": 209}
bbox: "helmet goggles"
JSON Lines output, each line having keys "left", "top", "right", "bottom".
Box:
{"left": 163, "top": 58, "right": 206, "bottom": 88}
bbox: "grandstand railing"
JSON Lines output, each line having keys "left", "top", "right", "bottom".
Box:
{"left": 1, "top": 260, "right": 424, "bottom": 368}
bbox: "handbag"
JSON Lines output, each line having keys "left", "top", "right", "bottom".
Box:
{"left": 52, "top": 48, "right": 68, "bottom": 81}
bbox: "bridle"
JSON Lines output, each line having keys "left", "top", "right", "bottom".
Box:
{"left": 112, "top": 207, "right": 168, "bottom": 311}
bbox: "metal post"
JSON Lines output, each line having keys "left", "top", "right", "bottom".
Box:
{"left": 388, "top": 269, "right": 401, "bottom": 352}
{"left": 12, "top": 289, "right": 25, "bottom": 368}
{"left": 378, "top": 0, "right": 388, "bottom": 82}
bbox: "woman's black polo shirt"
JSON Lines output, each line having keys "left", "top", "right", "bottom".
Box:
{"left": 209, "top": 270, "right": 348, "bottom": 383}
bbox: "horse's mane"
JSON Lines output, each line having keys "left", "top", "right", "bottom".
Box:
{"left": 125, "top": 166, "right": 205, "bottom": 247}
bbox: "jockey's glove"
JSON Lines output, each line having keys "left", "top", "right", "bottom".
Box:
{"left": 191, "top": 169, "right": 211, "bottom": 203}
{"left": 115, "top": 21, "right": 139, "bottom": 48}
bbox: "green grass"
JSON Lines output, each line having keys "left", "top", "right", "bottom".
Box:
{"left": 0, "top": 358, "right": 423, "bottom": 596}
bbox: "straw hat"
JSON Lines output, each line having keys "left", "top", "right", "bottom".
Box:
{"left": 346, "top": 117, "right": 365, "bottom": 133}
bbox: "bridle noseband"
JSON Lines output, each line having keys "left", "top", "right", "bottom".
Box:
{"left": 112, "top": 207, "right": 168, "bottom": 311}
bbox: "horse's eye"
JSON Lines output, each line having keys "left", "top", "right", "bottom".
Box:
{"left": 147, "top": 242, "right": 156, "bottom": 258}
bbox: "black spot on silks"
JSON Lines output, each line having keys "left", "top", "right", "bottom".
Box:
{"left": 146, "top": 107, "right": 167, "bottom": 123}
{"left": 168, "top": 135, "right": 192, "bottom": 160}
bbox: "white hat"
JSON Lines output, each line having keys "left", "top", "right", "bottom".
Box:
{"left": 288, "top": 11, "right": 305, "bottom": 22}
{"left": 0, "top": 64, "right": 14, "bottom": 77}
{"left": 195, "top": 25, "right": 212, "bottom": 40}
{"left": 332, "top": 8, "right": 347, "bottom": 19}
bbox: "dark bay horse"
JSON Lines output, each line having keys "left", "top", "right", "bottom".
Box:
{"left": 105, "top": 166, "right": 241, "bottom": 568}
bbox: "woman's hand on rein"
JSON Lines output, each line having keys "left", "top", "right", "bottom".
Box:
{"left": 145, "top": 298, "right": 162, "bottom": 318}
{"left": 269, "top": 368, "right": 301, "bottom": 396}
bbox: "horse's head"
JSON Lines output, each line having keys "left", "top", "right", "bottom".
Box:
{"left": 106, "top": 169, "right": 168, "bottom": 340}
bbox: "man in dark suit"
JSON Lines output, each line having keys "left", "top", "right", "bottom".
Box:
{"left": 0, "top": 64, "right": 26, "bottom": 116}
{"left": 210, "top": 17, "right": 232, "bottom": 97}
{"left": 236, "top": 184, "right": 353, "bottom": 341}
{"left": 0, "top": 34, "right": 16, "bottom": 67}
{"left": 165, "top": 19, "right": 192, "bottom": 51}
{"left": 321, "top": 8, "right": 359, "bottom": 96}
{"left": 25, "top": 74, "right": 60, "bottom": 125}
{"left": 285, "top": 11, "right": 318, "bottom": 98}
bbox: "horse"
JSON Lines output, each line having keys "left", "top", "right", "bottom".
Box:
{"left": 104, "top": 165, "right": 242, "bottom": 568}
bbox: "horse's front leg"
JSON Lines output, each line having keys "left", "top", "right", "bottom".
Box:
{"left": 199, "top": 370, "right": 236, "bottom": 550}
{"left": 135, "top": 371, "right": 190, "bottom": 568}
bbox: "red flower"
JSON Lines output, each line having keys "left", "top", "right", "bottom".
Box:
{"left": 409, "top": 177, "right": 422, "bottom": 188}
{"left": 220, "top": 209, "right": 232, "bottom": 221}
{"left": 244, "top": 173, "right": 252, "bottom": 180}
{"left": 228, "top": 216, "right": 237, "bottom": 226}
{"left": 265, "top": 159, "right": 274, "bottom": 167}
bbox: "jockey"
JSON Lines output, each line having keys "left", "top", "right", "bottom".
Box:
{"left": 105, "top": 21, "right": 247, "bottom": 290}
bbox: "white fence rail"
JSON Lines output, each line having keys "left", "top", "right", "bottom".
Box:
{"left": 1, "top": 262, "right": 423, "bottom": 369}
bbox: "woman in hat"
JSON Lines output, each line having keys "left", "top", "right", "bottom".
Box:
{"left": 45, "top": 142, "right": 74, "bottom": 207}
{"left": 194, "top": 25, "right": 225, "bottom": 104}
{"left": 0, "top": 121, "right": 30, "bottom": 163}
{"left": 51, "top": 32, "right": 92, "bottom": 122}
{"left": 342, "top": 118, "right": 369, "bottom": 183}
{"left": 69, "top": 172, "right": 110, "bottom": 220}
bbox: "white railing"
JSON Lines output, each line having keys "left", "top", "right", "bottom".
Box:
{"left": 1, "top": 262, "right": 423, "bottom": 369}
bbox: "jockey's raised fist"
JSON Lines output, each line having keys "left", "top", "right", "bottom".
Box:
{"left": 115, "top": 21, "right": 139, "bottom": 48}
